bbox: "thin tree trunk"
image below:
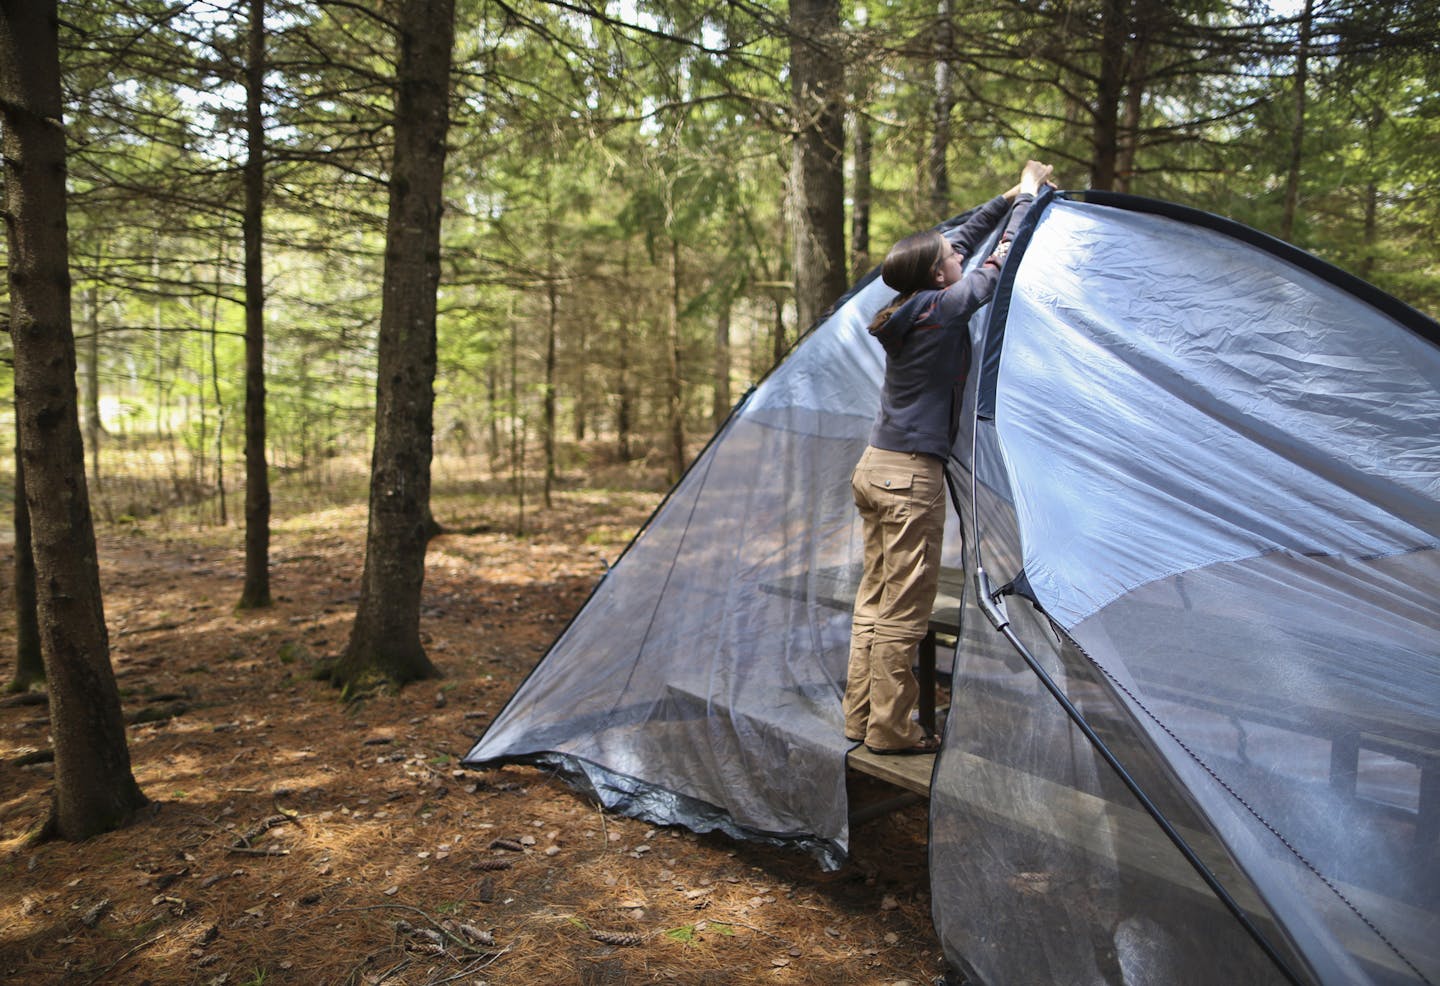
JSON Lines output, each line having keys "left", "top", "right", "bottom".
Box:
{"left": 712, "top": 295, "right": 731, "bottom": 428}
{"left": 771, "top": 297, "right": 786, "bottom": 369}
{"left": 195, "top": 329, "right": 207, "bottom": 494}
{"left": 543, "top": 265, "right": 558, "bottom": 509}
{"left": 1280, "top": 0, "right": 1313, "bottom": 242}
{"left": 1089, "top": 0, "right": 1126, "bottom": 191}
{"left": 1, "top": 0, "right": 148, "bottom": 838}
{"left": 211, "top": 238, "right": 228, "bottom": 526}
{"left": 332, "top": 0, "right": 455, "bottom": 693}
{"left": 1115, "top": 0, "right": 1151, "bottom": 195}
{"left": 238, "top": 0, "right": 271, "bottom": 607}
{"left": 487, "top": 359, "right": 500, "bottom": 474}
{"left": 152, "top": 249, "right": 164, "bottom": 439}
{"left": 510, "top": 308, "right": 526, "bottom": 534}
{"left": 82, "top": 285, "right": 103, "bottom": 491}
{"left": 928, "top": 0, "right": 954, "bottom": 217}
{"left": 789, "top": 0, "right": 847, "bottom": 332}
{"left": 851, "top": 110, "right": 872, "bottom": 279}
{"left": 667, "top": 235, "right": 685, "bottom": 483}
{"left": 616, "top": 318, "right": 633, "bottom": 462}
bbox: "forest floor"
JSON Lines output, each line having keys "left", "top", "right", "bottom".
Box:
{"left": 0, "top": 466, "right": 940, "bottom": 986}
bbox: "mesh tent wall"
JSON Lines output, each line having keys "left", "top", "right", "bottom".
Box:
{"left": 464, "top": 190, "right": 1440, "bottom": 985}
{"left": 460, "top": 222, "right": 972, "bottom": 866}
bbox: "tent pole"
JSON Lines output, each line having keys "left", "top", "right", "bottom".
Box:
{"left": 972, "top": 569, "right": 1311, "bottom": 986}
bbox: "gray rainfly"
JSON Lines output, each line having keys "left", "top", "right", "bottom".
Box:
{"left": 464, "top": 189, "right": 1440, "bottom": 986}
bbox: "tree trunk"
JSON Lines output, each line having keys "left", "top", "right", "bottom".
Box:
{"left": 82, "top": 284, "right": 104, "bottom": 493}
{"left": 616, "top": 318, "right": 633, "bottom": 462}
{"left": 666, "top": 235, "right": 686, "bottom": 484}
{"left": 543, "top": 266, "right": 558, "bottom": 508}
{"left": 928, "top": 0, "right": 954, "bottom": 217}
{"left": 210, "top": 263, "right": 228, "bottom": 526}
{"left": 1115, "top": 0, "right": 1152, "bottom": 194}
{"left": 8, "top": 433, "right": 44, "bottom": 693}
{"left": 1, "top": 0, "right": 148, "bottom": 838}
{"left": 771, "top": 297, "right": 787, "bottom": 369}
{"left": 788, "top": 0, "right": 847, "bottom": 333}
{"left": 332, "top": 0, "right": 454, "bottom": 694}
{"left": 487, "top": 359, "right": 500, "bottom": 474}
{"left": 1089, "top": 0, "right": 1126, "bottom": 191}
{"left": 712, "top": 294, "right": 731, "bottom": 429}
{"left": 850, "top": 109, "right": 872, "bottom": 279}
{"left": 510, "top": 301, "right": 526, "bottom": 533}
{"left": 238, "top": 0, "right": 271, "bottom": 608}
{"left": 1280, "top": 0, "right": 1313, "bottom": 242}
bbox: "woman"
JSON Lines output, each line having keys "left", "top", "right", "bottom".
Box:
{"left": 845, "top": 159, "right": 1053, "bottom": 755}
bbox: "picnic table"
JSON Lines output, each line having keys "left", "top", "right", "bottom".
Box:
{"left": 767, "top": 562, "right": 1440, "bottom": 848}
{"left": 760, "top": 563, "right": 967, "bottom": 797}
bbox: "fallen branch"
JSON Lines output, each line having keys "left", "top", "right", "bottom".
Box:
{"left": 86, "top": 931, "right": 166, "bottom": 984}
{"left": 229, "top": 811, "right": 300, "bottom": 853}
{"left": 115, "top": 621, "right": 182, "bottom": 637}
{"left": 125, "top": 700, "right": 189, "bottom": 726}
{"left": 424, "top": 946, "right": 513, "bottom": 985}
{"left": 10, "top": 748, "right": 54, "bottom": 766}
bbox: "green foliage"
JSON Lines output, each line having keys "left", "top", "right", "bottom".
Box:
{"left": 10, "top": 0, "right": 1433, "bottom": 512}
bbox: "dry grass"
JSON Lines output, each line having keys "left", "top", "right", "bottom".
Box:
{"left": 0, "top": 473, "right": 940, "bottom": 986}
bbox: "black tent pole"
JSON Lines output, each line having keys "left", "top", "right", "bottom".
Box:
{"left": 973, "top": 576, "right": 1311, "bottom": 986}
{"left": 951, "top": 185, "right": 1317, "bottom": 983}
{"left": 954, "top": 455, "right": 1312, "bottom": 986}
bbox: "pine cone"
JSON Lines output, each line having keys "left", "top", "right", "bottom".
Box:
{"left": 590, "top": 930, "right": 644, "bottom": 947}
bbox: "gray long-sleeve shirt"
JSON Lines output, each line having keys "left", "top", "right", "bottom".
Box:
{"left": 868, "top": 193, "right": 1035, "bottom": 459}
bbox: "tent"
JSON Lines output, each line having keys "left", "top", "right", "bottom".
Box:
{"left": 463, "top": 189, "right": 1440, "bottom": 986}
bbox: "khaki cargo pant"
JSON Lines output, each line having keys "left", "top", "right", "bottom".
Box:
{"left": 843, "top": 446, "right": 946, "bottom": 751}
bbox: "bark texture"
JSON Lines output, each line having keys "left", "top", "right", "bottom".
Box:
{"left": 850, "top": 110, "right": 872, "bottom": 280}
{"left": 1, "top": 0, "right": 148, "bottom": 837}
{"left": 927, "top": 0, "right": 954, "bottom": 217}
{"left": 788, "top": 0, "right": 847, "bottom": 334}
{"left": 239, "top": 0, "right": 272, "bottom": 608}
{"left": 1089, "top": 0, "right": 1126, "bottom": 191}
{"left": 331, "top": 0, "right": 455, "bottom": 693}
{"left": 9, "top": 438, "right": 44, "bottom": 693}
{"left": 1280, "top": 0, "right": 1313, "bottom": 242}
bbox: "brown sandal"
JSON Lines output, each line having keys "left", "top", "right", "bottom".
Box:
{"left": 866, "top": 735, "right": 940, "bottom": 756}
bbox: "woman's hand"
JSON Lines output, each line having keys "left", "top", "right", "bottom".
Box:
{"left": 1019, "top": 160, "right": 1053, "bottom": 196}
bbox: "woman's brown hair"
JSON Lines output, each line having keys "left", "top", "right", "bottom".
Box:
{"left": 867, "top": 231, "right": 947, "bottom": 335}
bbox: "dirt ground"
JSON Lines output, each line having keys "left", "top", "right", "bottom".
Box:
{"left": 0, "top": 480, "right": 941, "bottom": 985}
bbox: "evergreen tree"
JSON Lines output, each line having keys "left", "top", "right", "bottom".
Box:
{"left": 1, "top": 0, "right": 149, "bottom": 840}
{"left": 330, "top": 0, "right": 456, "bottom": 694}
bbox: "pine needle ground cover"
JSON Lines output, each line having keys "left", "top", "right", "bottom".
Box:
{"left": 0, "top": 481, "right": 939, "bottom": 986}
